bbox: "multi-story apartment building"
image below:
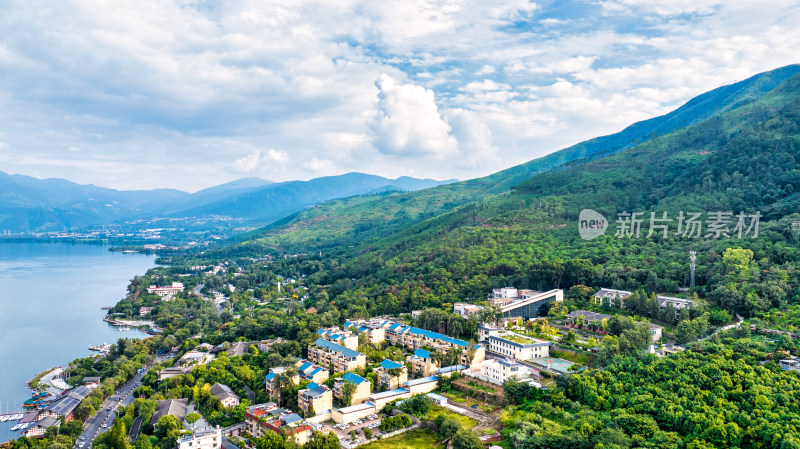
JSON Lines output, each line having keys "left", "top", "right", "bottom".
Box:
{"left": 264, "top": 367, "right": 300, "bottom": 402}
{"left": 316, "top": 327, "right": 359, "bottom": 350}
{"left": 343, "top": 319, "right": 390, "bottom": 344}
{"left": 307, "top": 338, "right": 366, "bottom": 373}
{"left": 297, "top": 383, "right": 332, "bottom": 418}
{"left": 374, "top": 359, "right": 408, "bottom": 390}
{"left": 385, "top": 322, "right": 486, "bottom": 366}
{"left": 488, "top": 331, "right": 552, "bottom": 361}
{"left": 406, "top": 348, "right": 438, "bottom": 377}
{"left": 333, "top": 372, "right": 372, "bottom": 405}
{"left": 295, "top": 359, "right": 330, "bottom": 384}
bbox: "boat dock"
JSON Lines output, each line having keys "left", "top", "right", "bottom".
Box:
{"left": 0, "top": 412, "right": 25, "bottom": 422}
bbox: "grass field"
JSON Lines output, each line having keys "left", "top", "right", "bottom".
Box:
{"left": 359, "top": 429, "right": 443, "bottom": 449}
{"left": 425, "top": 405, "right": 478, "bottom": 430}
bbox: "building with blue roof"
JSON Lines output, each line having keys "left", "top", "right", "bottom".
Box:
{"left": 294, "top": 359, "right": 330, "bottom": 384}
{"left": 385, "top": 321, "right": 486, "bottom": 367}
{"left": 342, "top": 318, "right": 389, "bottom": 344}
{"left": 298, "top": 383, "right": 332, "bottom": 418}
{"left": 265, "top": 366, "right": 301, "bottom": 402}
{"left": 375, "top": 359, "right": 409, "bottom": 390}
{"left": 317, "top": 327, "right": 360, "bottom": 350}
{"left": 333, "top": 372, "right": 372, "bottom": 405}
{"left": 308, "top": 338, "right": 366, "bottom": 373}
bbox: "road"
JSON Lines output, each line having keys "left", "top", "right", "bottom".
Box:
{"left": 75, "top": 354, "right": 171, "bottom": 448}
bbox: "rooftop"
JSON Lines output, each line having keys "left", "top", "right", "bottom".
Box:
{"left": 379, "top": 360, "right": 404, "bottom": 370}
{"left": 313, "top": 338, "right": 362, "bottom": 358}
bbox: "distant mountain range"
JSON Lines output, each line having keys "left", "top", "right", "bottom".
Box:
{"left": 0, "top": 172, "right": 456, "bottom": 233}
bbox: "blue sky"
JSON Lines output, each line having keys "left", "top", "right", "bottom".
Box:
{"left": 0, "top": 0, "right": 798, "bottom": 191}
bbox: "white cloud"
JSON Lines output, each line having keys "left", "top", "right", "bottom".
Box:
{"left": 302, "top": 157, "right": 334, "bottom": 173}
{"left": 0, "top": 0, "right": 798, "bottom": 189}
{"left": 232, "top": 148, "right": 289, "bottom": 173}
{"left": 370, "top": 74, "right": 458, "bottom": 158}
{"left": 0, "top": 142, "right": 8, "bottom": 151}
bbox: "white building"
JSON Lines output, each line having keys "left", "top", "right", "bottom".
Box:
{"left": 592, "top": 288, "right": 632, "bottom": 307}
{"left": 488, "top": 332, "right": 551, "bottom": 360}
{"left": 657, "top": 296, "right": 696, "bottom": 310}
{"left": 479, "top": 359, "right": 533, "bottom": 385}
{"left": 177, "top": 426, "right": 222, "bottom": 449}
{"left": 147, "top": 282, "right": 185, "bottom": 298}
{"left": 453, "top": 303, "right": 484, "bottom": 318}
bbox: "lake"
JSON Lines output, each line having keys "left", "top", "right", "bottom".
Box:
{"left": 0, "top": 242, "right": 155, "bottom": 442}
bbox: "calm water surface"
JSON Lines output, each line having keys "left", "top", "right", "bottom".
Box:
{"left": 0, "top": 242, "right": 155, "bottom": 442}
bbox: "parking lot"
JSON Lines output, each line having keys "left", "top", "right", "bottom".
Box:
{"left": 320, "top": 414, "right": 384, "bottom": 445}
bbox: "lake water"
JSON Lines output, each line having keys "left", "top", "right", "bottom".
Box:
{"left": 0, "top": 242, "right": 155, "bottom": 442}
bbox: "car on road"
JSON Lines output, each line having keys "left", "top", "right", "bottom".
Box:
{"left": 79, "top": 443, "right": 85, "bottom": 448}
{"left": 101, "top": 423, "right": 107, "bottom": 428}
{"left": 80, "top": 435, "right": 86, "bottom": 440}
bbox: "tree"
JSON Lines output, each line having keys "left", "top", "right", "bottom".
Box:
{"left": 341, "top": 380, "right": 357, "bottom": 406}
{"left": 465, "top": 341, "right": 478, "bottom": 367}
{"left": 363, "top": 427, "right": 373, "bottom": 439}
{"left": 135, "top": 435, "right": 153, "bottom": 449}
{"left": 255, "top": 431, "right": 285, "bottom": 449}
{"left": 154, "top": 415, "right": 181, "bottom": 439}
{"left": 435, "top": 415, "right": 462, "bottom": 440}
{"left": 185, "top": 412, "right": 201, "bottom": 429}
{"left": 452, "top": 430, "right": 483, "bottom": 449}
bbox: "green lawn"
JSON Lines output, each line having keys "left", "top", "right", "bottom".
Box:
{"left": 359, "top": 429, "right": 443, "bottom": 449}
{"left": 424, "top": 405, "right": 478, "bottom": 430}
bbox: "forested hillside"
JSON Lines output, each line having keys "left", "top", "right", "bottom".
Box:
{"left": 234, "top": 65, "right": 800, "bottom": 255}
{"left": 217, "top": 71, "right": 800, "bottom": 323}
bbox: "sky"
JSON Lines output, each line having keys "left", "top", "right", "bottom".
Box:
{"left": 0, "top": 0, "right": 799, "bottom": 192}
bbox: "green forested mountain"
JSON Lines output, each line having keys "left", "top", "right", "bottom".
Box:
{"left": 241, "top": 64, "right": 800, "bottom": 254}
{"left": 223, "top": 69, "right": 800, "bottom": 321}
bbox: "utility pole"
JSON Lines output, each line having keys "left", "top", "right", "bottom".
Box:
{"left": 689, "top": 251, "right": 697, "bottom": 288}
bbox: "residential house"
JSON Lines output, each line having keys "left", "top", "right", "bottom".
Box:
{"left": 307, "top": 338, "right": 366, "bottom": 373}
{"left": 657, "top": 295, "right": 696, "bottom": 310}
{"left": 333, "top": 372, "right": 371, "bottom": 405}
{"left": 592, "top": 288, "right": 632, "bottom": 308}
{"left": 374, "top": 359, "right": 408, "bottom": 390}
{"left": 478, "top": 324, "right": 504, "bottom": 342}
{"left": 210, "top": 383, "right": 240, "bottom": 408}
{"left": 149, "top": 398, "right": 189, "bottom": 425}
{"left": 245, "top": 404, "right": 312, "bottom": 445}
